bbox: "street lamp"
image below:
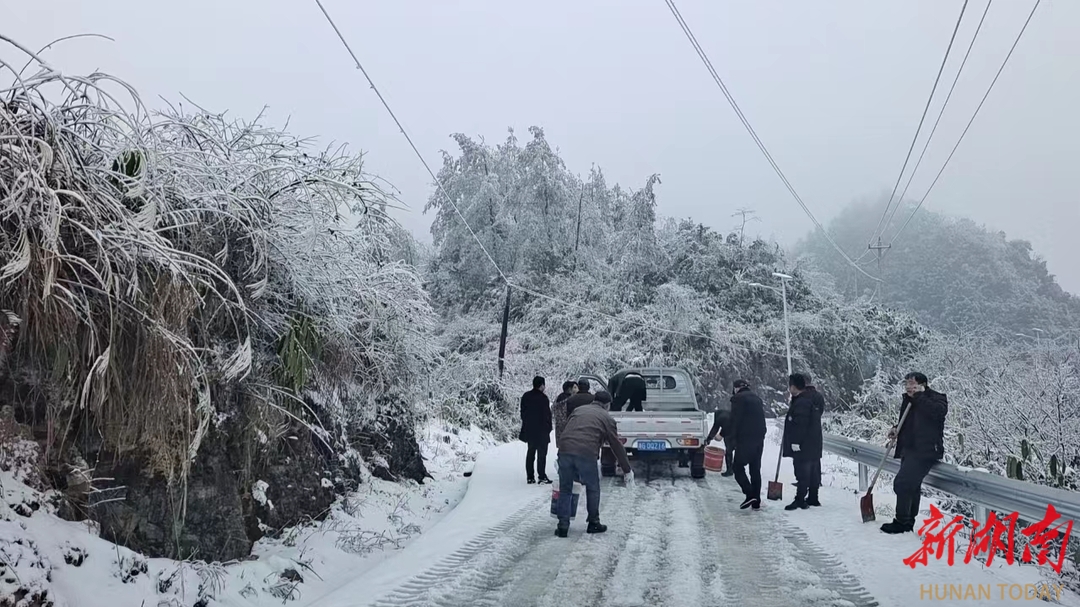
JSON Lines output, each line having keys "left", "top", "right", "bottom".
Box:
{"left": 748, "top": 272, "right": 793, "bottom": 376}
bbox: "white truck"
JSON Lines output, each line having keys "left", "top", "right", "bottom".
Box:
{"left": 579, "top": 367, "right": 711, "bottom": 479}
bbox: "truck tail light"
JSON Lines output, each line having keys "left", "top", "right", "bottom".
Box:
{"left": 677, "top": 438, "right": 700, "bottom": 447}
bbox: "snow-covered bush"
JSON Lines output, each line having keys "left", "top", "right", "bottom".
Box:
{"left": 0, "top": 39, "right": 435, "bottom": 494}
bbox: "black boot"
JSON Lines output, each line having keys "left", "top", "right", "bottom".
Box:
{"left": 555, "top": 525, "right": 568, "bottom": 538}
{"left": 586, "top": 521, "right": 608, "bottom": 534}
{"left": 880, "top": 519, "right": 912, "bottom": 534}
{"left": 538, "top": 477, "right": 553, "bottom": 485}
{"left": 785, "top": 498, "right": 809, "bottom": 511}
{"left": 721, "top": 470, "right": 735, "bottom": 477}
{"left": 806, "top": 491, "right": 821, "bottom": 507}
{"left": 527, "top": 478, "right": 536, "bottom": 484}
{"left": 894, "top": 492, "right": 918, "bottom": 530}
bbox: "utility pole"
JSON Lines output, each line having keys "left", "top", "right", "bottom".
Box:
{"left": 732, "top": 208, "right": 758, "bottom": 248}
{"left": 574, "top": 183, "right": 585, "bottom": 269}
{"left": 868, "top": 236, "right": 891, "bottom": 299}
{"left": 498, "top": 285, "right": 512, "bottom": 377}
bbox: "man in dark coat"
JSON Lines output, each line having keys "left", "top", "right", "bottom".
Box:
{"left": 881, "top": 372, "right": 948, "bottom": 534}
{"left": 609, "top": 370, "right": 646, "bottom": 412}
{"left": 781, "top": 373, "right": 824, "bottom": 510}
{"left": 705, "top": 388, "right": 736, "bottom": 476}
{"left": 565, "top": 378, "right": 595, "bottom": 417}
{"left": 520, "top": 376, "right": 553, "bottom": 484}
{"left": 728, "top": 379, "right": 767, "bottom": 509}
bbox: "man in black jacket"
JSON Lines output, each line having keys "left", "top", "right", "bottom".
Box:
{"left": 520, "top": 376, "right": 553, "bottom": 484}
{"left": 728, "top": 380, "right": 767, "bottom": 509}
{"left": 565, "top": 378, "right": 595, "bottom": 417}
{"left": 881, "top": 372, "right": 948, "bottom": 534}
{"left": 609, "top": 370, "right": 646, "bottom": 412}
{"left": 781, "top": 373, "right": 824, "bottom": 510}
{"left": 705, "top": 392, "right": 736, "bottom": 476}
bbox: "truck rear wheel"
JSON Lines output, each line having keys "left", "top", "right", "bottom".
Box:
{"left": 690, "top": 449, "right": 706, "bottom": 479}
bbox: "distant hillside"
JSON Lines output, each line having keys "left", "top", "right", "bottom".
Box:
{"left": 796, "top": 198, "right": 1080, "bottom": 336}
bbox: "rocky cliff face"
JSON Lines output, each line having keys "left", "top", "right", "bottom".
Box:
{"left": 6, "top": 386, "right": 429, "bottom": 563}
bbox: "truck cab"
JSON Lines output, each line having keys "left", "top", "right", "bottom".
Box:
{"left": 579, "top": 367, "right": 710, "bottom": 479}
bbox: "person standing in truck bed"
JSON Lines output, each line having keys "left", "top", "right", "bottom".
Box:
{"left": 554, "top": 391, "right": 633, "bottom": 537}
{"left": 609, "top": 370, "right": 646, "bottom": 412}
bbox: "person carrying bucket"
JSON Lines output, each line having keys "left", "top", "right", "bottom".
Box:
{"left": 705, "top": 392, "right": 736, "bottom": 476}
{"left": 728, "top": 379, "right": 767, "bottom": 509}
{"left": 554, "top": 390, "right": 633, "bottom": 537}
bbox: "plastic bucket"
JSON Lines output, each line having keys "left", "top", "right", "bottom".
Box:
{"left": 704, "top": 446, "right": 725, "bottom": 472}
{"left": 550, "top": 482, "right": 583, "bottom": 519}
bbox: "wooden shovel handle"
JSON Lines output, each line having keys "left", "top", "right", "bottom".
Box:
{"left": 866, "top": 404, "right": 913, "bottom": 494}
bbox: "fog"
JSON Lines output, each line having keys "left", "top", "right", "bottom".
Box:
{"left": 4, "top": 0, "right": 1077, "bottom": 293}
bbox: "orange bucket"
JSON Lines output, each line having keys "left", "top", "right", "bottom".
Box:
{"left": 704, "top": 445, "right": 725, "bottom": 472}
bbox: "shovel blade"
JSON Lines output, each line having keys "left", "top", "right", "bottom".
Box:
{"left": 767, "top": 480, "right": 783, "bottom": 501}
{"left": 860, "top": 493, "right": 875, "bottom": 522}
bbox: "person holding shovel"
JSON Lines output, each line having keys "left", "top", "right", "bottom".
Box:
{"left": 880, "top": 372, "right": 948, "bottom": 534}
{"left": 781, "top": 373, "right": 824, "bottom": 510}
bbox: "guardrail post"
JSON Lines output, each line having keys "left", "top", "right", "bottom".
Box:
{"left": 974, "top": 504, "right": 989, "bottom": 525}
{"left": 858, "top": 462, "right": 869, "bottom": 492}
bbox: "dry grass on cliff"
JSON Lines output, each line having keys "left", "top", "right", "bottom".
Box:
{"left": 0, "top": 34, "right": 437, "bottom": 495}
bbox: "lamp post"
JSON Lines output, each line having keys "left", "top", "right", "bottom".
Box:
{"left": 748, "top": 271, "right": 793, "bottom": 376}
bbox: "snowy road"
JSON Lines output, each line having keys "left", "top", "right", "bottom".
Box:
{"left": 319, "top": 422, "right": 1080, "bottom": 607}
{"left": 343, "top": 465, "right": 877, "bottom": 607}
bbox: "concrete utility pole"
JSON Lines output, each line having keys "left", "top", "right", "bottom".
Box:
{"left": 868, "top": 236, "right": 891, "bottom": 299}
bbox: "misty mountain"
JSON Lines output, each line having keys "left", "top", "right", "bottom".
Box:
{"left": 796, "top": 198, "right": 1080, "bottom": 336}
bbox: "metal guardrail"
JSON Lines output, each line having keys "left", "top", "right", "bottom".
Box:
{"left": 822, "top": 433, "right": 1080, "bottom": 530}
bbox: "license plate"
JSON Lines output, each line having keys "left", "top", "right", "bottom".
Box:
{"left": 636, "top": 440, "right": 668, "bottom": 451}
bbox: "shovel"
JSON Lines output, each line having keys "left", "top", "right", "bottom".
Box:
{"left": 860, "top": 405, "right": 912, "bottom": 522}
{"left": 767, "top": 448, "right": 783, "bottom": 500}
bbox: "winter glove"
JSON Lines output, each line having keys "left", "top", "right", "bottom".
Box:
{"left": 887, "top": 425, "right": 898, "bottom": 440}
{"left": 624, "top": 470, "right": 635, "bottom": 487}
{"left": 791, "top": 444, "right": 800, "bottom": 452}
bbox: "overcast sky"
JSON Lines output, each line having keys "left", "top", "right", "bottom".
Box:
{"left": 4, "top": 0, "right": 1078, "bottom": 293}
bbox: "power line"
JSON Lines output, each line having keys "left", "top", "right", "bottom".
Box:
{"left": 311, "top": 0, "right": 507, "bottom": 285}
{"left": 884, "top": 0, "right": 1041, "bottom": 252}
{"left": 663, "top": 0, "right": 881, "bottom": 283}
{"left": 869, "top": 0, "right": 970, "bottom": 245}
{"left": 886, "top": 0, "right": 994, "bottom": 235}
{"left": 310, "top": 0, "right": 802, "bottom": 363}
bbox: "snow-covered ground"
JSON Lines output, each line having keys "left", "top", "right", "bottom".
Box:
{"left": 0, "top": 421, "right": 496, "bottom": 607}
{"left": 321, "top": 419, "right": 1079, "bottom": 607}
{"left": 4, "top": 417, "right": 1077, "bottom": 606}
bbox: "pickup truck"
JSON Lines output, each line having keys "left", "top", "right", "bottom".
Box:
{"left": 579, "top": 367, "right": 710, "bottom": 479}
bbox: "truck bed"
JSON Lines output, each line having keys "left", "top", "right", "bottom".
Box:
{"left": 609, "top": 410, "right": 710, "bottom": 451}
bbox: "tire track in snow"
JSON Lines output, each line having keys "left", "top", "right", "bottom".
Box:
{"left": 370, "top": 470, "right": 880, "bottom": 607}
{"left": 368, "top": 494, "right": 549, "bottom": 607}
{"left": 600, "top": 480, "right": 670, "bottom": 606}
{"left": 695, "top": 478, "right": 880, "bottom": 607}
{"left": 657, "top": 481, "right": 710, "bottom": 604}
{"left": 524, "top": 477, "right": 638, "bottom": 607}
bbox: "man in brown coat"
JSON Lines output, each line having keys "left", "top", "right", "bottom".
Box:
{"left": 554, "top": 391, "right": 633, "bottom": 537}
